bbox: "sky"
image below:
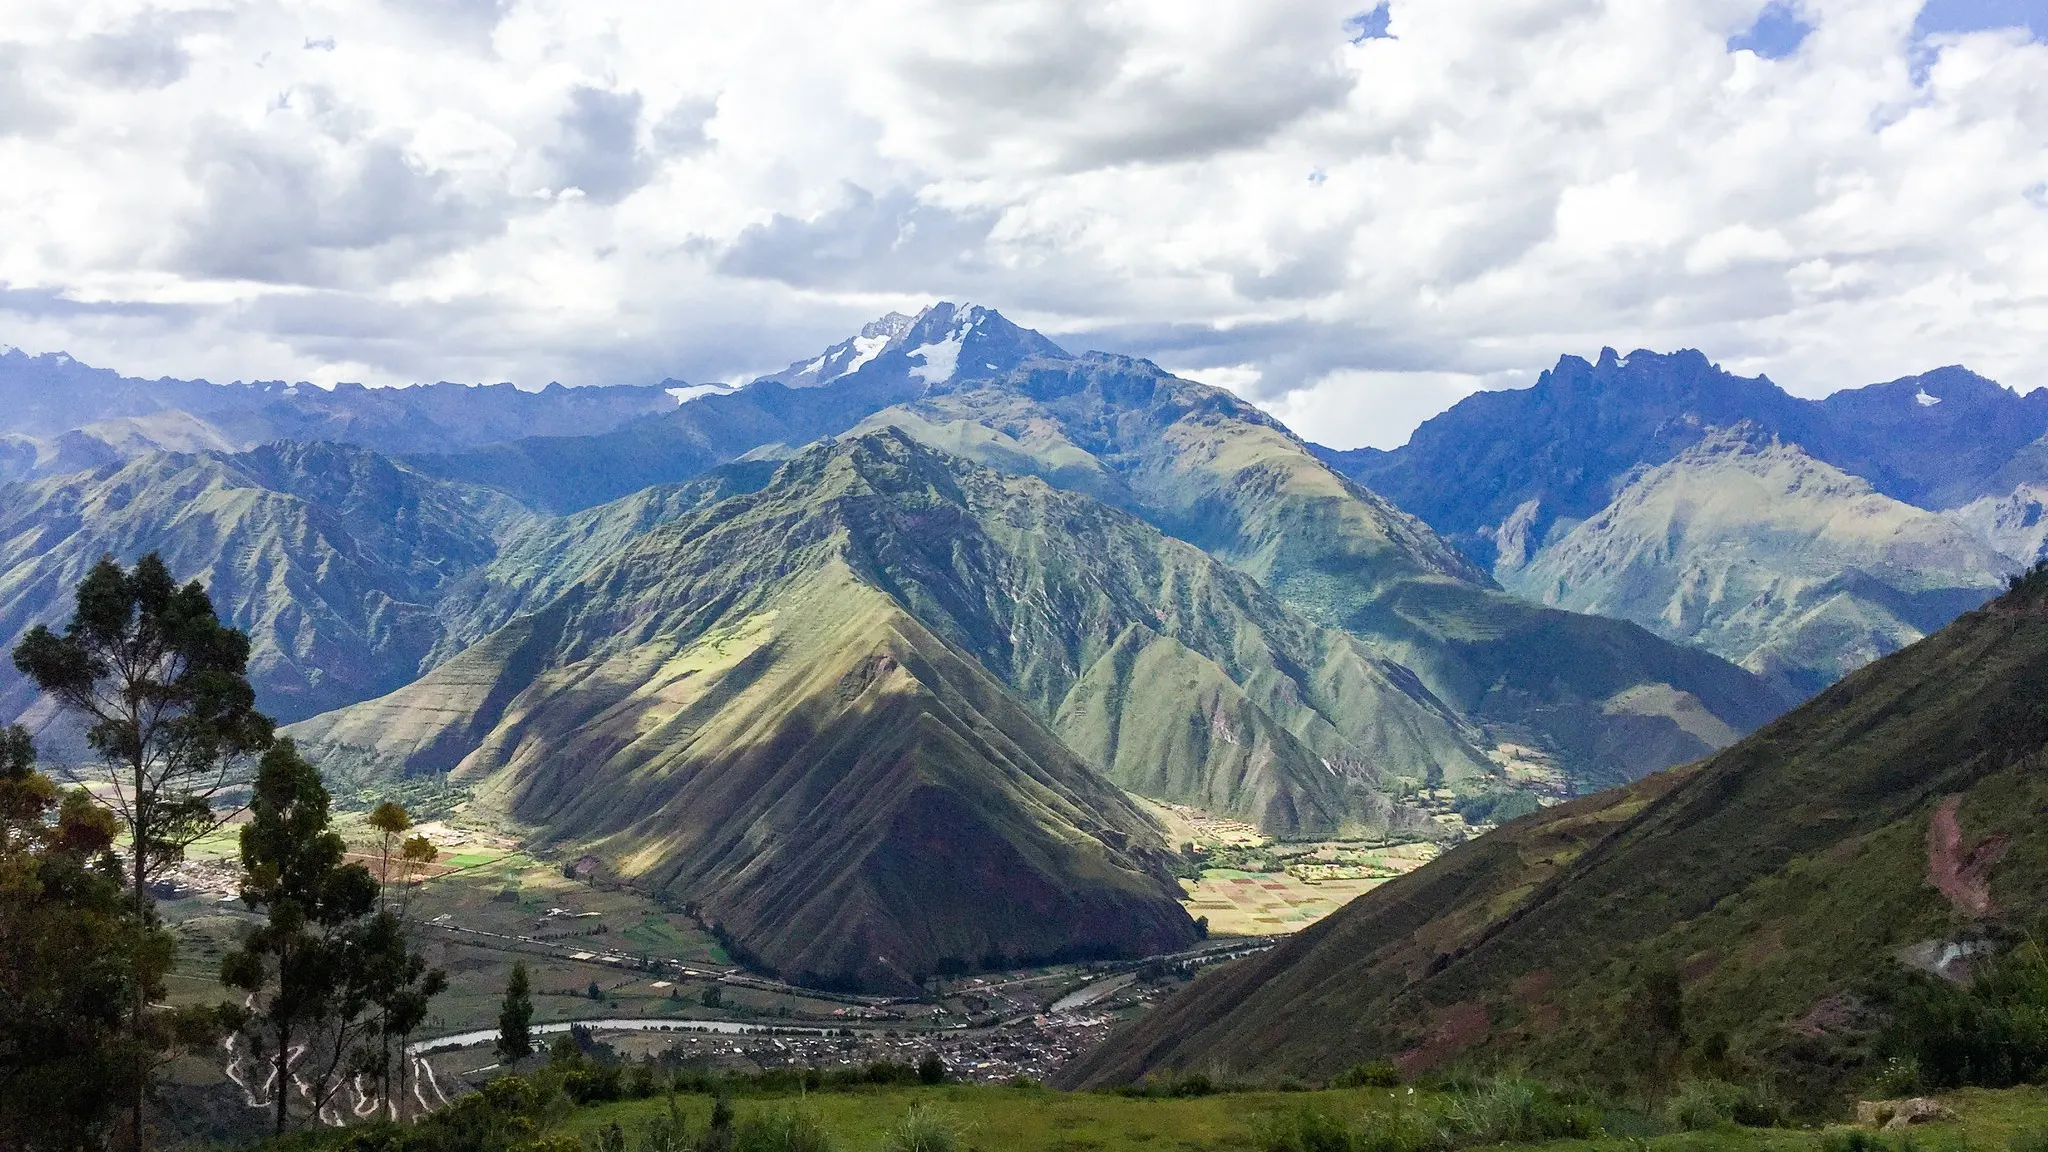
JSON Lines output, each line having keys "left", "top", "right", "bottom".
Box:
{"left": 1, "top": 0, "right": 2045, "bottom": 450}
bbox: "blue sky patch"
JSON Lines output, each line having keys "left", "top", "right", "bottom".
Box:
{"left": 1728, "top": 2, "right": 1813, "bottom": 58}
{"left": 1345, "top": 3, "right": 1394, "bottom": 43}
{"left": 1913, "top": 0, "right": 2047, "bottom": 40}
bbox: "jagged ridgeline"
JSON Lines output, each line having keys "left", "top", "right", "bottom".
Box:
{"left": 1323, "top": 350, "right": 2048, "bottom": 694}
{"left": 1062, "top": 569, "right": 2048, "bottom": 1109}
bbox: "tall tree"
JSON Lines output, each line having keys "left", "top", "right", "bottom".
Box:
{"left": 0, "top": 726, "right": 168, "bottom": 1152}
{"left": 367, "top": 801, "right": 411, "bottom": 910}
{"left": 220, "top": 740, "right": 378, "bottom": 1135}
{"left": 360, "top": 800, "right": 446, "bottom": 1119}
{"left": 11, "top": 553, "right": 273, "bottom": 1151}
{"left": 496, "top": 962, "right": 535, "bottom": 1063}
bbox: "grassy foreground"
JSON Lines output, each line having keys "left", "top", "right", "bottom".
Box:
{"left": 535, "top": 1083, "right": 2048, "bottom": 1152}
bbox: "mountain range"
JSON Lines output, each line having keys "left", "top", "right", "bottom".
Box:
{"left": 1320, "top": 349, "right": 2048, "bottom": 692}
{"left": 0, "top": 344, "right": 680, "bottom": 483}
{"left": 7, "top": 308, "right": 2041, "bottom": 991}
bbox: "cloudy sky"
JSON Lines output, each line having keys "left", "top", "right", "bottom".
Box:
{"left": 1, "top": 0, "right": 2044, "bottom": 448}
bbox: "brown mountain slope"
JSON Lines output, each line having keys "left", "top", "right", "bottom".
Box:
{"left": 1063, "top": 570, "right": 2048, "bottom": 1108}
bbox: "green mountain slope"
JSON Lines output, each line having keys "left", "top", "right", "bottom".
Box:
{"left": 850, "top": 352, "right": 1789, "bottom": 791}
{"left": 289, "top": 433, "right": 1415, "bottom": 987}
{"left": 428, "top": 460, "right": 784, "bottom": 662}
{"left": 1501, "top": 427, "right": 2016, "bottom": 695}
{"left": 0, "top": 441, "right": 528, "bottom": 732}
{"left": 399, "top": 307, "right": 1790, "bottom": 794}
{"left": 295, "top": 432, "right": 1496, "bottom": 845}
{"left": 1063, "top": 569, "right": 2048, "bottom": 1109}
{"left": 1326, "top": 351, "right": 2048, "bottom": 569}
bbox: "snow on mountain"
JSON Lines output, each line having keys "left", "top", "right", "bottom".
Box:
{"left": 755, "top": 302, "right": 1069, "bottom": 393}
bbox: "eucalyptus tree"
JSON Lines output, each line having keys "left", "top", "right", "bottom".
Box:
{"left": 11, "top": 553, "right": 272, "bottom": 1150}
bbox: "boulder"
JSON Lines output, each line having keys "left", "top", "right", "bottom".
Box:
{"left": 1855, "top": 1098, "right": 1956, "bottom": 1129}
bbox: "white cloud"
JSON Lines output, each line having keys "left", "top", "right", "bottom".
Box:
{"left": 1259, "top": 369, "right": 1530, "bottom": 451}
{"left": 0, "top": 0, "right": 2045, "bottom": 449}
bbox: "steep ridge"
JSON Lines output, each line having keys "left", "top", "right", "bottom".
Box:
{"left": 848, "top": 352, "right": 1787, "bottom": 791}
{"left": 1813, "top": 366, "right": 2048, "bottom": 509}
{"left": 295, "top": 431, "right": 1495, "bottom": 842}
{"left": 1064, "top": 568, "right": 2048, "bottom": 1109}
{"left": 1501, "top": 427, "right": 2015, "bottom": 695}
{"left": 284, "top": 433, "right": 1381, "bottom": 987}
{"left": 429, "top": 459, "right": 784, "bottom": 661}
{"left": 0, "top": 441, "right": 528, "bottom": 732}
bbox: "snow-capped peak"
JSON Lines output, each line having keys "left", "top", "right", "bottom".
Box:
{"left": 753, "top": 301, "right": 1069, "bottom": 392}
{"left": 904, "top": 302, "right": 985, "bottom": 385}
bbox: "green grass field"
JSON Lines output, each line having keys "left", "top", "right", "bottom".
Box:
{"left": 553, "top": 1084, "right": 2048, "bottom": 1152}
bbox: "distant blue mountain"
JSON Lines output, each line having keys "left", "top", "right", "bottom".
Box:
{"left": 0, "top": 345, "right": 678, "bottom": 478}
{"left": 1317, "top": 348, "right": 2048, "bottom": 569}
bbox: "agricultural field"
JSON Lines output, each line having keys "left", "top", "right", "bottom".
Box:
{"left": 159, "top": 801, "right": 1187, "bottom": 1046}
{"left": 1138, "top": 797, "right": 1441, "bottom": 936}
{"left": 158, "top": 803, "right": 872, "bottom": 1039}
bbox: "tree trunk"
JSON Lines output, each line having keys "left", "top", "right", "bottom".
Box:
{"left": 275, "top": 1021, "right": 290, "bottom": 1137}
{"left": 130, "top": 755, "right": 148, "bottom": 1152}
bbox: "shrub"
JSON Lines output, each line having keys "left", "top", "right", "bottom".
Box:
{"left": 1888, "top": 940, "right": 2048, "bottom": 1089}
{"left": 643, "top": 1094, "right": 692, "bottom": 1152}
{"left": 1823, "top": 1131, "right": 1890, "bottom": 1152}
{"left": 2012, "top": 1130, "right": 2048, "bottom": 1152}
{"left": 733, "top": 1105, "right": 834, "bottom": 1152}
{"left": 1353, "top": 1102, "right": 1452, "bottom": 1152}
{"left": 1446, "top": 1076, "right": 1602, "bottom": 1144}
{"left": 1332, "top": 1060, "right": 1403, "bottom": 1089}
{"left": 1871, "top": 1057, "right": 1922, "bottom": 1099}
{"left": 916, "top": 1052, "right": 946, "bottom": 1085}
{"left": 1107, "top": 1072, "right": 1221, "bottom": 1098}
{"left": 881, "top": 1104, "right": 962, "bottom": 1152}
{"left": 1665, "top": 1079, "right": 1786, "bottom": 1130}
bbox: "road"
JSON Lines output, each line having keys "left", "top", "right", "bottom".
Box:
{"left": 410, "top": 1017, "right": 846, "bottom": 1054}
